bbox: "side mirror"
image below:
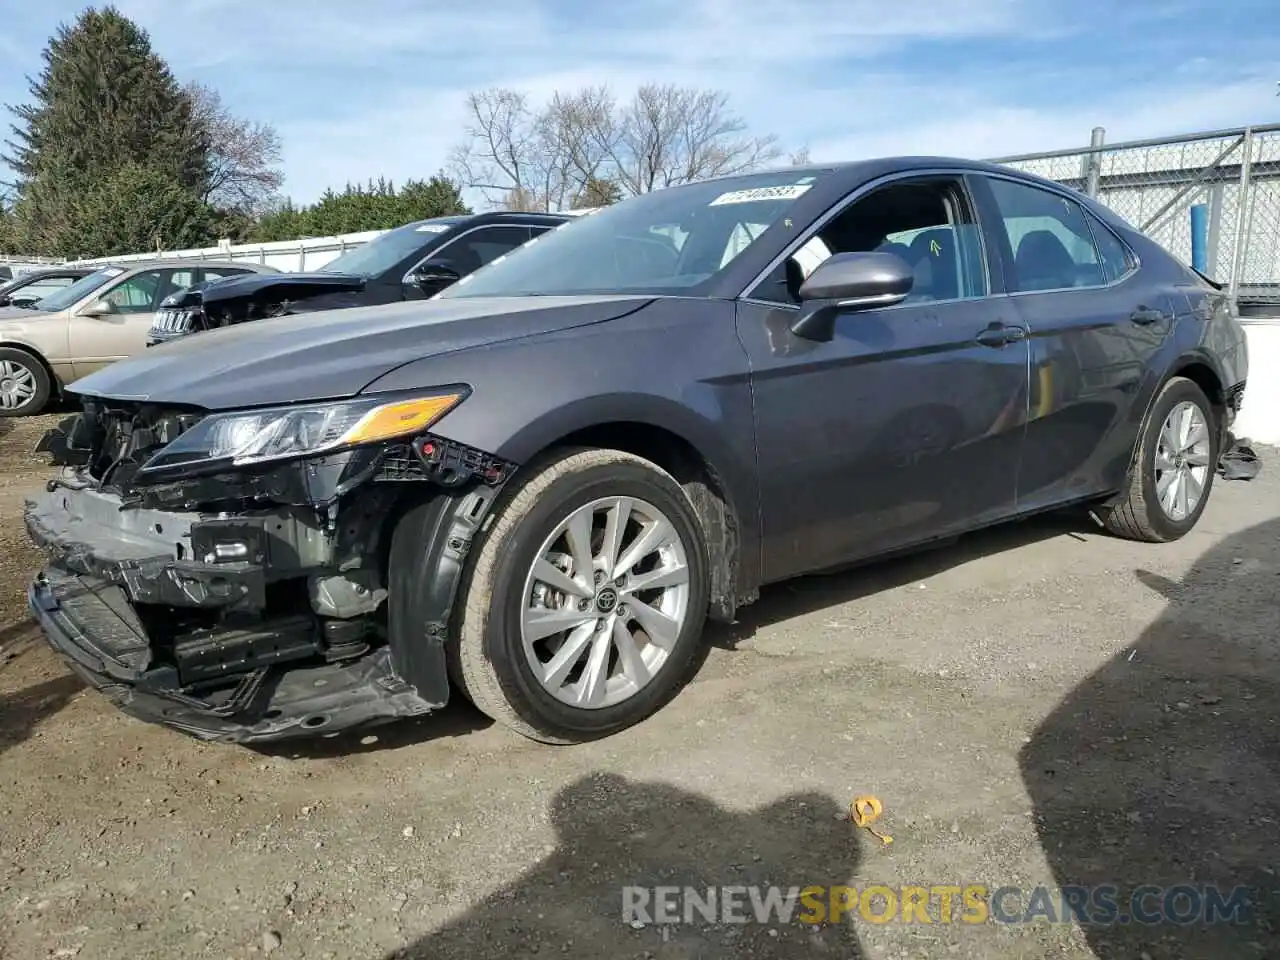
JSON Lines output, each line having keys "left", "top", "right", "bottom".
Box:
{"left": 790, "top": 251, "right": 914, "bottom": 342}
{"left": 406, "top": 260, "right": 461, "bottom": 293}
{"left": 79, "top": 298, "right": 117, "bottom": 318}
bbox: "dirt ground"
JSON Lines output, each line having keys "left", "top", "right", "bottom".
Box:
{"left": 0, "top": 411, "right": 1276, "bottom": 960}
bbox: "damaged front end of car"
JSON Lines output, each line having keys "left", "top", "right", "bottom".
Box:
{"left": 24, "top": 388, "right": 514, "bottom": 744}
{"left": 147, "top": 275, "right": 369, "bottom": 346}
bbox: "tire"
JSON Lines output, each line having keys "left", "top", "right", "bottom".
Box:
{"left": 449, "top": 447, "right": 710, "bottom": 743}
{"left": 1097, "top": 376, "right": 1219, "bottom": 542}
{"left": 0, "top": 347, "right": 51, "bottom": 417}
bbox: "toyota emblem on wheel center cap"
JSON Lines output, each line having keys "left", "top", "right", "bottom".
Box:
{"left": 595, "top": 587, "right": 619, "bottom": 614}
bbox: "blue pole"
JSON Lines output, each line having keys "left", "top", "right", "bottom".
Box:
{"left": 1190, "top": 203, "right": 1208, "bottom": 273}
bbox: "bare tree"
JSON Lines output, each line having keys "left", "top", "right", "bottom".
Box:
{"left": 789, "top": 145, "right": 812, "bottom": 166}
{"left": 602, "top": 84, "right": 782, "bottom": 195}
{"left": 449, "top": 82, "right": 785, "bottom": 211}
{"left": 185, "top": 82, "right": 284, "bottom": 215}
{"left": 449, "top": 88, "right": 556, "bottom": 210}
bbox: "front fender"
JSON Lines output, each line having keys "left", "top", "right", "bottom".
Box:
{"left": 361, "top": 297, "right": 762, "bottom": 598}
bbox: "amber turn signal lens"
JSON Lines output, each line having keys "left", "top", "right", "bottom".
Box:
{"left": 339, "top": 393, "right": 465, "bottom": 446}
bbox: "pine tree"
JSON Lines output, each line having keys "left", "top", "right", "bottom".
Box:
{"left": 3, "top": 6, "right": 214, "bottom": 255}
{"left": 5, "top": 6, "right": 208, "bottom": 192}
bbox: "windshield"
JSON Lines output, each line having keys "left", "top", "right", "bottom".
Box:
{"left": 439, "top": 171, "right": 830, "bottom": 298}
{"left": 26, "top": 266, "right": 123, "bottom": 312}
{"left": 319, "top": 217, "right": 468, "bottom": 278}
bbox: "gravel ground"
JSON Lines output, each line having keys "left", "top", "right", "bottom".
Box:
{"left": 0, "top": 412, "right": 1276, "bottom": 960}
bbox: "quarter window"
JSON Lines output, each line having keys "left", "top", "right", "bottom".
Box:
{"left": 201, "top": 267, "right": 254, "bottom": 283}
{"left": 986, "top": 177, "right": 1117, "bottom": 291}
{"left": 751, "top": 177, "right": 988, "bottom": 306}
{"left": 1087, "top": 216, "right": 1134, "bottom": 284}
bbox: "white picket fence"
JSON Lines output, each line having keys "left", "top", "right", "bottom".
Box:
{"left": 61, "top": 229, "right": 387, "bottom": 273}
{"left": 54, "top": 208, "right": 601, "bottom": 273}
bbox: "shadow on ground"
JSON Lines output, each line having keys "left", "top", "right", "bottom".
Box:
{"left": 383, "top": 773, "right": 866, "bottom": 959}
{"left": 1021, "top": 516, "right": 1280, "bottom": 959}
{"left": 0, "top": 648, "right": 84, "bottom": 758}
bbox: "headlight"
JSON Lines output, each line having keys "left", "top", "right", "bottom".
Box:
{"left": 138, "top": 389, "right": 468, "bottom": 475}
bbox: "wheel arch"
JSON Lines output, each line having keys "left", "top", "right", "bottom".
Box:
{"left": 1166, "top": 352, "right": 1226, "bottom": 414}
{"left": 0, "top": 340, "right": 60, "bottom": 401}
{"left": 500, "top": 408, "right": 756, "bottom": 623}
{"left": 1106, "top": 350, "right": 1225, "bottom": 508}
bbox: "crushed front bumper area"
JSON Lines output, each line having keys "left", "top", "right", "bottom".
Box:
{"left": 23, "top": 484, "right": 445, "bottom": 744}
{"left": 29, "top": 569, "right": 429, "bottom": 743}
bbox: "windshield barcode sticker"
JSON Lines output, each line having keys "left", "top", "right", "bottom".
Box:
{"left": 710, "top": 184, "right": 812, "bottom": 206}
{"left": 416, "top": 224, "right": 449, "bottom": 233}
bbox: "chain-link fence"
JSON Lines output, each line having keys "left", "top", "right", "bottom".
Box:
{"left": 989, "top": 123, "right": 1280, "bottom": 307}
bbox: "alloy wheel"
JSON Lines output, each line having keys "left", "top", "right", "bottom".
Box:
{"left": 0, "top": 359, "right": 36, "bottom": 411}
{"left": 1154, "top": 399, "right": 1212, "bottom": 522}
{"left": 519, "top": 495, "right": 691, "bottom": 709}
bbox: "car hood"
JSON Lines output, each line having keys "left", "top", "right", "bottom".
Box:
{"left": 175, "top": 271, "right": 365, "bottom": 308}
{"left": 0, "top": 305, "right": 52, "bottom": 322}
{"left": 69, "top": 294, "right": 653, "bottom": 410}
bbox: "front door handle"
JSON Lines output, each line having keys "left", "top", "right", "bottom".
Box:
{"left": 975, "top": 323, "right": 1027, "bottom": 348}
{"left": 1130, "top": 305, "right": 1167, "bottom": 325}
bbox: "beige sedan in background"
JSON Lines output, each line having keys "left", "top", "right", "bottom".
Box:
{"left": 0, "top": 257, "right": 278, "bottom": 415}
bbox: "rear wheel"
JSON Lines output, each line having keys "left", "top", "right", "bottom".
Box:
{"left": 450, "top": 448, "right": 710, "bottom": 743}
{"left": 1097, "top": 376, "right": 1219, "bottom": 542}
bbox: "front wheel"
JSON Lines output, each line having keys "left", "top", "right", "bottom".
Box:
{"left": 0, "top": 347, "right": 51, "bottom": 417}
{"left": 1097, "top": 375, "right": 1219, "bottom": 542}
{"left": 451, "top": 448, "right": 710, "bottom": 743}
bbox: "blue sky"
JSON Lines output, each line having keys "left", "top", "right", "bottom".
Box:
{"left": 0, "top": 0, "right": 1278, "bottom": 207}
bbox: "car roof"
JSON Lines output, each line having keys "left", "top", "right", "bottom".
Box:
{"left": 15, "top": 265, "right": 94, "bottom": 277}
{"left": 87, "top": 258, "right": 279, "bottom": 273}
{"left": 399, "top": 211, "right": 573, "bottom": 232}
{"left": 660, "top": 154, "right": 1073, "bottom": 194}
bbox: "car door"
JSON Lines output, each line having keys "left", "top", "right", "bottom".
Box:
{"left": 969, "top": 173, "right": 1168, "bottom": 509}
{"left": 402, "top": 225, "right": 537, "bottom": 299}
{"left": 70, "top": 266, "right": 197, "bottom": 377}
{"left": 736, "top": 172, "right": 1031, "bottom": 583}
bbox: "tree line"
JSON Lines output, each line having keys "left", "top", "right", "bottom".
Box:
{"left": 0, "top": 5, "right": 793, "bottom": 260}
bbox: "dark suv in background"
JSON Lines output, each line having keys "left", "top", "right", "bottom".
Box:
{"left": 147, "top": 211, "right": 573, "bottom": 345}
{"left": 0, "top": 266, "right": 95, "bottom": 308}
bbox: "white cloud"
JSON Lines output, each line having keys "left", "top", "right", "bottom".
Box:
{"left": 5, "top": 0, "right": 1275, "bottom": 204}
{"left": 806, "top": 73, "right": 1280, "bottom": 163}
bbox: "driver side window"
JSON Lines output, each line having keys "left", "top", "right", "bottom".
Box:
{"left": 749, "top": 177, "right": 988, "bottom": 307}
{"left": 102, "top": 269, "right": 166, "bottom": 313}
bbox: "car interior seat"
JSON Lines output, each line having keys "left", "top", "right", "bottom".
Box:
{"left": 873, "top": 241, "right": 912, "bottom": 264}
{"left": 446, "top": 244, "right": 485, "bottom": 278}
{"left": 906, "top": 228, "right": 959, "bottom": 301}
{"left": 1014, "top": 230, "right": 1078, "bottom": 291}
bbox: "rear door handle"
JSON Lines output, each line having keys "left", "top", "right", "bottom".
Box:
{"left": 1130, "top": 306, "right": 1167, "bottom": 325}
{"left": 975, "top": 323, "right": 1027, "bottom": 348}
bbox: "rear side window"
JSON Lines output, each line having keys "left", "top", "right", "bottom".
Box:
{"left": 986, "top": 177, "right": 1113, "bottom": 292}
{"left": 1086, "top": 216, "right": 1135, "bottom": 284}
{"left": 23, "top": 277, "right": 75, "bottom": 295}
{"left": 200, "top": 267, "right": 253, "bottom": 282}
